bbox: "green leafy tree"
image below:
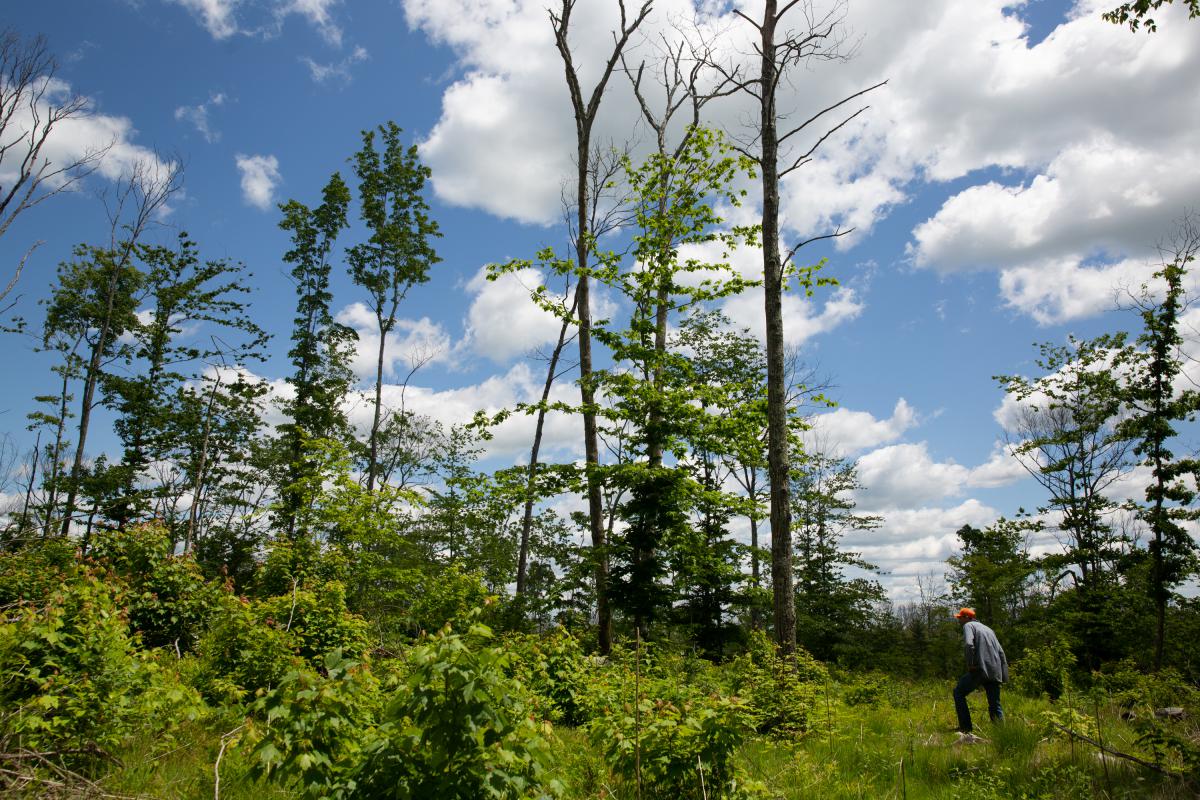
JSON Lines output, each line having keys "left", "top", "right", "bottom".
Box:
{"left": 996, "top": 338, "right": 1134, "bottom": 593}
{"left": 347, "top": 121, "right": 441, "bottom": 491}
{"left": 277, "top": 172, "right": 354, "bottom": 537}
{"left": 946, "top": 520, "right": 1038, "bottom": 631}
{"left": 595, "top": 129, "right": 757, "bottom": 642}
{"left": 1103, "top": 0, "right": 1199, "bottom": 31}
{"left": 105, "top": 232, "right": 267, "bottom": 528}
{"left": 49, "top": 164, "right": 182, "bottom": 539}
{"left": 790, "top": 453, "right": 886, "bottom": 662}
{"left": 1115, "top": 221, "right": 1200, "bottom": 668}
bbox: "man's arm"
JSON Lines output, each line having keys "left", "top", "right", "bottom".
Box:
{"left": 963, "top": 624, "right": 978, "bottom": 669}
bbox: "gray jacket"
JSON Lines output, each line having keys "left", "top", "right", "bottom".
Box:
{"left": 963, "top": 620, "right": 1008, "bottom": 683}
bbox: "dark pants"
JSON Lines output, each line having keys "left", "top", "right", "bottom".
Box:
{"left": 953, "top": 671, "right": 1003, "bottom": 733}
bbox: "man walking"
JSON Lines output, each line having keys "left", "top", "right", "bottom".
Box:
{"left": 952, "top": 607, "right": 1007, "bottom": 737}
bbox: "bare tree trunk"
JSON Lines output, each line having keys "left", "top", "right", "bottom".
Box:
{"left": 367, "top": 311, "right": 388, "bottom": 492}
{"left": 551, "top": 0, "right": 651, "bottom": 654}
{"left": 18, "top": 431, "right": 40, "bottom": 535}
{"left": 185, "top": 372, "right": 223, "bottom": 553}
{"left": 516, "top": 292, "right": 579, "bottom": 598}
{"left": 757, "top": 1, "right": 797, "bottom": 654}
{"left": 60, "top": 162, "right": 181, "bottom": 538}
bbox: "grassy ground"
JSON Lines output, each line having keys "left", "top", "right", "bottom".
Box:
{"left": 548, "top": 680, "right": 1197, "bottom": 800}
{"left": 81, "top": 679, "right": 1196, "bottom": 799}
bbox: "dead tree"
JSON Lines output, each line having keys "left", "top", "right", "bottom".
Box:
{"left": 710, "top": 0, "right": 885, "bottom": 653}
{"left": 550, "top": 0, "right": 652, "bottom": 654}
{"left": 0, "top": 29, "right": 109, "bottom": 304}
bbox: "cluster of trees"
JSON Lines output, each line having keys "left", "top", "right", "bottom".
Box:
{"left": 2, "top": 2, "right": 1200, "bottom": 686}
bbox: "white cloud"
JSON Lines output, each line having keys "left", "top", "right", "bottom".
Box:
{"left": 461, "top": 265, "right": 572, "bottom": 363}
{"left": 171, "top": 0, "right": 346, "bottom": 44}
{"left": 997, "top": 255, "right": 1152, "bottom": 324}
{"left": 806, "top": 398, "right": 917, "bottom": 456}
{"left": 405, "top": 0, "right": 1200, "bottom": 325}
{"left": 855, "top": 442, "right": 972, "bottom": 510}
{"left": 343, "top": 361, "right": 584, "bottom": 464}
{"left": 0, "top": 77, "right": 173, "bottom": 198}
{"left": 966, "top": 442, "right": 1030, "bottom": 489}
{"left": 172, "top": 0, "right": 240, "bottom": 39}
{"left": 302, "top": 45, "right": 368, "bottom": 85}
{"left": 173, "top": 92, "right": 226, "bottom": 143}
{"left": 854, "top": 438, "right": 1027, "bottom": 512}
{"left": 283, "top": 0, "right": 344, "bottom": 46}
{"left": 335, "top": 302, "right": 452, "bottom": 381}
{"left": 721, "top": 286, "right": 864, "bottom": 347}
{"left": 235, "top": 153, "right": 281, "bottom": 210}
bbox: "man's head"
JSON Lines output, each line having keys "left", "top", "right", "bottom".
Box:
{"left": 955, "top": 607, "right": 976, "bottom": 625}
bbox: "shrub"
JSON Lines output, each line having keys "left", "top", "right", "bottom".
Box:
{"left": 257, "top": 535, "right": 349, "bottom": 597}
{"left": 1092, "top": 658, "right": 1199, "bottom": 710}
{"left": 247, "top": 650, "right": 382, "bottom": 798}
{"left": 195, "top": 594, "right": 299, "bottom": 703}
{"left": 1010, "top": 636, "right": 1075, "bottom": 699}
{"left": 0, "top": 537, "right": 78, "bottom": 606}
{"left": 256, "top": 581, "right": 370, "bottom": 665}
{"left": 196, "top": 582, "right": 369, "bottom": 701}
{"left": 589, "top": 692, "right": 766, "bottom": 800}
{"left": 725, "top": 630, "right": 826, "bottom": 737}
{"left": 404, "top": 562, "right": 492, "bottom": 635}
{"left": 0, "top": 574, "right": 203, "bottom": 758}
{"left": 90, "top": 523, "right": 223, "bottom": 651}
{"left": 504, "top": 628, "right": 589, "bottom": 726}
{"left": 347, "top": 618, "right": 561, "bottom": 799}
{"left": 842, "top": 674, "right": 888, "bottom": 707}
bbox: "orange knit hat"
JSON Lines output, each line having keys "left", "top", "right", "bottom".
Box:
{"left": 955, "top": 607, "right": 976, "bottom": 620}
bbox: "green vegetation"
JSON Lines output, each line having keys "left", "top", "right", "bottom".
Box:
{"left": 3, "top": 14, "right": 1200, "bottom": 798}
{"left": 0, "top": 526, "right": 1196, "bottom": 798}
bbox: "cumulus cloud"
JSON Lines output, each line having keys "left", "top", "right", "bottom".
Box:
{"left": 302, "top": 45, "right": 368, "bottom": 85}
{"left": 335, "top": 302, "right": 453, "bottom": 381}
{"left": 721, "top": 286, "right": 864, "bottom": 347}
{"left": 854, "top": 439, "right": 1027, "bottom": 512}
{"left": 855, "top": 443, "right": 972, "bottom": 510}
{"left": 404, "top": 0, "right": 1200, "bottom": 324}
{"left": 170, "top": 0, "right": 346, "bottom": 44}
{"left": 235, "top": 153, "right": 281, "bottom": 210}
{"left": 341, "top": 361, "right": 584, "bottom": 463}
{"left": 460, "top": 265, "right": 572, "bottom": 363}
{"left": 806, "top": 398, "right": 917, "bottom": 456}
{"left": 171, "top": 0, "right": 240, "bottom": 39}
{"left": 284, "top": 0, "right": 344, "bottom": 45}
{"left": 848, "top": 498, "right": 1001, "bottom": 598}
{"left": 174, "top": 92, "right": 226, "bottom": 143}
{"left": 0, "top": 77, "right": 173, "bottom": 199}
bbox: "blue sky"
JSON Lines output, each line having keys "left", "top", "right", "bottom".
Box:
{"left": 2, "top": 0, "right": 1198, "bottom": 597}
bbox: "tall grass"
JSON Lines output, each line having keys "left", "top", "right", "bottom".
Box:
{"left": 87, "top": 678, "right": 1196, "bottom": 799}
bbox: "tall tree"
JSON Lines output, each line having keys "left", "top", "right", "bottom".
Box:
{"left": 594, "top": 129, "right": 757, "bottom": 641}
{"left": 1115, "top": 217, "right": 1200, "bottom": 669}
{"left": 996, "top": 338, "right": 1134, "bottom": 593}
{"left": 0, "top": 28, "right": 108, "bottom": 305}
{"left": 714, "top": 0, "right": 886, "bottom": 653}
{"left": 549, "top": 0, "right": 652, "bottom": 654}
{"left": 277, "top": 172, "right": 353, "bottom": 537}
{"left": 347, "top": 121, "right": 442, "bottom": 491}
{"left": 105, "top": 233, "right": 267, "bottom": 527}
{"left": 790, "top": 452, "right": 884, "bottom": 660}
{"left": 49, "top": 159, "right": 181, "bottom": 537}
{"left": 946, "top": 520, "right": 1037, "bottom": 632}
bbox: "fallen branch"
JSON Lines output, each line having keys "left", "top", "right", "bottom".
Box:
{"left": 1047, "top": 721, "right": 1180, "bottom": 777}
{"left": 0, "top": 743, "right": 120, "bottom": 765}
